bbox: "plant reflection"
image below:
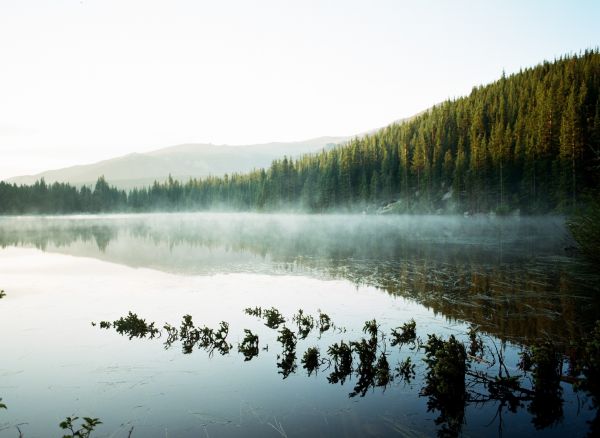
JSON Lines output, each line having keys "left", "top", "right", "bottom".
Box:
{"left": 92, "top": 307, "right": 599, "bottom": 437}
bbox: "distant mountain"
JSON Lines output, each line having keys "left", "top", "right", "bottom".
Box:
{"left": 6, "top": 137, "right": 348, "bottom": 189}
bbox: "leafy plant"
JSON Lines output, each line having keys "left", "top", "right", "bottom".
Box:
{"left": 293, "top": 309, "right": 315, "bottom": 339}
{"left": 238, "top": 329, "right": 260, "bottom": 361}
{"left": 263, "top": 307, "right": 286, "bottom": 329}
{"left": 318, "top": 311, "right": 332, "bottom": 334}
{"left": 112, "top": 312, "right": 159, "bottom": 339}
{"left": 59, "top": 416, "right": 102, "bottom": 438}
{"left": 396, "top": 357, "right": 416, "bottom": 382}
{"left": 244, "top": 306, "right": 262, "bottom": 318}
{"left": 390, "top": 319, "right": 417, "bottom": 348}
{"left": 301, "top": 347, "right": 320, "bottom": 376}
{"left": 0, "top": 289, "right": 6, "bottom": 299}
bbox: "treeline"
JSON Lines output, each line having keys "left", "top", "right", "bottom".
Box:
{"left": 1, "top": 50, "right": 600, "bottom": 214}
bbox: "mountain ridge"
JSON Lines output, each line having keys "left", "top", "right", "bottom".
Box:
{"left": 6, "top": 136, "right": 349, "bottom": 189}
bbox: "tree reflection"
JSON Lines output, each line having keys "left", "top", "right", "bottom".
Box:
{"left": 3, "top": 215, "right": 598, "bottom": 346}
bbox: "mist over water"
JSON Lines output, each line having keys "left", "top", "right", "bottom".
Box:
{"left": 1, "top": 213, "right": 598, "bottom": 437}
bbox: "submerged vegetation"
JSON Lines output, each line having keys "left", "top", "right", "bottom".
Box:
{"left": 1, "top": 51, "right": 599, "bottom": 215}
{"left": 87, "top": 307, "right": 600, "bottom": 437}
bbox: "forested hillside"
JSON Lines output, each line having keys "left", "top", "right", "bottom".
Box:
{"left": 1, "top": 50, "right": 599, "bottom": 214}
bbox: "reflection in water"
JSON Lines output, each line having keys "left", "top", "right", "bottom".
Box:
{"left": 1, "top": 213, "right": 598, "bottom": 344}
{"left": 93, "top": 308, "right": 598, "bottom": 437}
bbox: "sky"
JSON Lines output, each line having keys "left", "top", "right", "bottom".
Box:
{"left": 0, "top": 0, "right": 599, "bottom": 180}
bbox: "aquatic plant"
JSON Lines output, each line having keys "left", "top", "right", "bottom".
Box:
{"left": 244, "top": 306, "right": 262, "bottom": 318}
{"left": 213, "top": 321, "right": 233, "bottom": 355}
{"left": 162, "top": 323, "right": 179, "bottom": 349}
{"left": 362, "top": 319, "right": 379, "bottom": 340}
{"left": 293, "top": 309, "right": 315, "bottom": 339}
{"left": 263, "top": 307, "right": 286, "bottom": 329}
{"left": 112, "top": 312, "right": 159, "bottom": 340}
{"left": 0, "top": 398, "right": 5, "bottom": 409}
{"left": 375, "top": 353, "right": 392, "bottom": 388}
{"left": 390, "top": 319, "right": 417, "bottom": 349}
{"left": 277, "top": 326, "right": 297, "bottom": 351}
{"left": 301, "top": 347, "right": 320, "bottom": 376}
{"left": 0, "top": 289, "right": 5, "bottom": 299}
{"left": 327, "top": 341, "right": 353, "bottom": 385}
{"left": 94, "top": 321, "right": 111, "bottom": 329}
{"left": 396, "top": 357, "right": 416, "bottom": 382}
{"left": 422, "top": 335, "right": 468, "bottom": 437}
{"left": 277, "top": 350, "right": 297, "bottom": 378}
{"left": 196, "top": 321, "right": 232, "bottom": 356}
{"left": 59, "top": 416, "right": 102, "bottom": 438}
{"left": 88, "top": 307, "right": 600, "bottom": 436}
{"left": 178, "top": 315, "right": 200, "bottom": 353}
{"left": 317, "top": 311, "right": 332, "bottom": 334}
{"left": 276, "top": 326, "right": 297, "bottom": 378}
{"left": 238, "top": 329, "right": 260, "bottom": 361}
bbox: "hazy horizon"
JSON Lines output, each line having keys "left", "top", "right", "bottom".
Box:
{"left": 1, "top": 0, "right": 599, "bottom": 180}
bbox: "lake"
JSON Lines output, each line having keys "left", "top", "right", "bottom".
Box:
{"left": 0, "top": 213, "right": 599, "bottom": 437}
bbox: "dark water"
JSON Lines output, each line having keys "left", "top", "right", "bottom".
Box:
{"left": 0, "top": 213, "right": 598, "bottom": 437}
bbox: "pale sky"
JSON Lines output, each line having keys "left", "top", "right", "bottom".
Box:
{"left": 1, "top": 0, "right": 599, "bottom": 180}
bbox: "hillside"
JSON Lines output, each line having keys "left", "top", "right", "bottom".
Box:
{"left": 1, "top": 50, "right": 599, "bottom": 214}
{"left": 170, "top": 50, "right": 599, "bottom": 214}
{"left": 5, "top": 137, "right": 348, "bottom": 189}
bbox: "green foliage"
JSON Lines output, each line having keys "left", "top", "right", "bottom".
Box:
{"left": 301, "top": 347, "right": 320, "bottom": 376}
{"left": 317, "top": 311, "right": 332, "bottom": 334}
{"left": 390, "top": 319, "right": 417, "bottom": 348}
{"left": 422, "top": 335, "right": 468, "bottom": 437}
{"left": 59, "top": 416, "right": 102, "bottom": 438}
{"left": 2, "top": 51, "right": 599, "bottom": 214}
{"left": 276, "top": 326, "right": 297, "bottom": 378}
{"left": 362, "top": 319, "right": 379, "bottom": 339}
{"left": 238, "top": 329, "right": 259, "bottom": 361}
{"left": 244, "top": 306, "right": 263, "bottom": 317}
{"left": 293, "top": 309, "right": 315, "bottom": 339}
{"left": 112, "top": 312, "right": 159, "bottom": 340}
{"left": 0, "top": 398, "right": 6, "bottom": 409}
{"left": 277, "top": 326, "right": 297, "bottom": 351}
{"left": 263, "top": 307, "right": 286, "bottom": 329}
{"left": 375, "top": 353, "right": 392, "bottom": 387}
{"left": 396, "top": 357, "right": 416, "bottom": 382}
{"left": 423, "top": 335, "right": 468, "bottom": 401}
{"left": 327, "top": 340, "right": 353, "bottom": 384}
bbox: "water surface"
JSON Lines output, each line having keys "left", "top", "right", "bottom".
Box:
{"left": 0, "top": 213, "right": 598, "bottom": 437}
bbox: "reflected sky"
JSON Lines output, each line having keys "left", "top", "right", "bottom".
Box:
{"left": 0, "top": 213, "right": 598, "bottom": 437}
{"left": 0, "top": 213, "right": 598, "bottom": 343}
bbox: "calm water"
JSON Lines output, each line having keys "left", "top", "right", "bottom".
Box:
{"left": 0, "top": 213, "right": 598, "bottom": 437}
